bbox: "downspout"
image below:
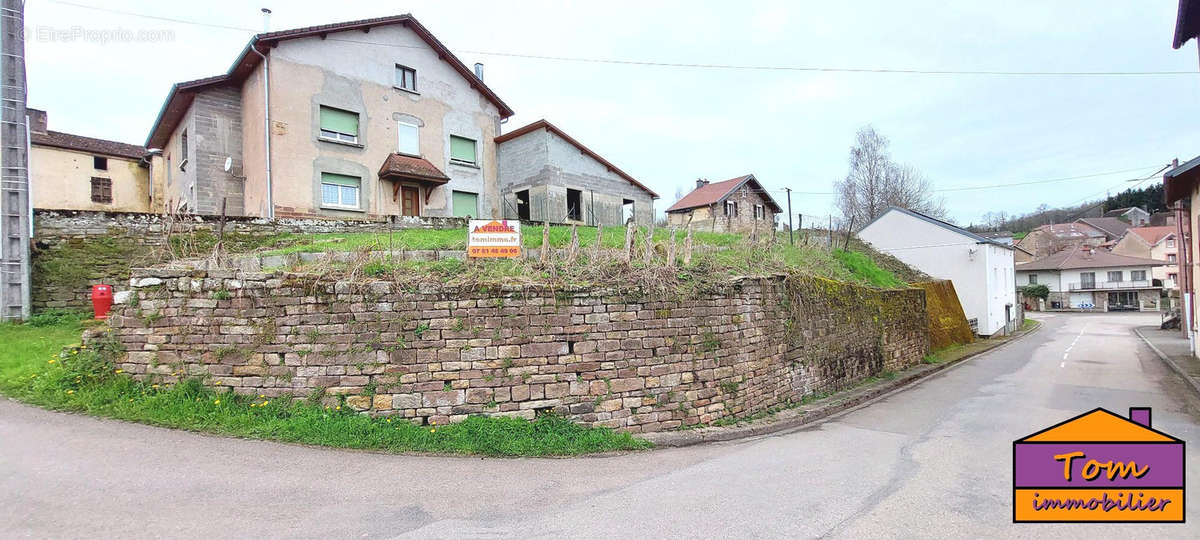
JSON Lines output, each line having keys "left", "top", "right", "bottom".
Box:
{"left": 250, "top": 40, "right": 273, "bottom": 219}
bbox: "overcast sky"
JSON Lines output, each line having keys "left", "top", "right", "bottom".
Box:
{"left": 23, "top": 0, "right": 1200, "bottom": 225}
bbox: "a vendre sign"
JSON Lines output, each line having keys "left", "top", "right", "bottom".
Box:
{"left": 467, "top": 220, "right": 521, "bottom": 258}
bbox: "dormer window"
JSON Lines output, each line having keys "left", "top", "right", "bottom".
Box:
{"left": 395, "top": 64, "right": 416, "bottom": 92}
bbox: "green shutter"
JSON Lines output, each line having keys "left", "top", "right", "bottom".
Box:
{"left": 321, "top": 172, "right": 359, "bottom": 187}
{"left": 450, "top": 135, "right": 476, "bottom": 163}
{"left": 452, "top": 191, "right": 478, "bottom": 218}
{"left": 319, "top": 106, "right": 358, "bottom": 136}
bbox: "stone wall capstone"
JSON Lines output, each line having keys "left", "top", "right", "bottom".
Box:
{"left": 98, "top": 269, "right": 928, "bottom": 433}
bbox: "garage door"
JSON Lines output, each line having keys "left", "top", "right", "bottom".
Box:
{"left": 452, "top": 190, "right": 478, "bottom": 218}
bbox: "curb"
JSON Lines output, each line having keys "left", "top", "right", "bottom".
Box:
{"left": 643, "top": 320, "right": 1043, "bottom": 448}
{"left": 1133, "top": 327, "right": 1200, "bottom": 398}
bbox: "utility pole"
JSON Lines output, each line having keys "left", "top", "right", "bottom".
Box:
{"left": 0, "top": 0, "right": 30, "bottom": 320}
{"left": 784, "top": 187, "right": 793, "bottom": 245}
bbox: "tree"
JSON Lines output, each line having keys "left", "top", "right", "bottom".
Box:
{"left": 835, "top": 126, "right": 944, "bottom": 230}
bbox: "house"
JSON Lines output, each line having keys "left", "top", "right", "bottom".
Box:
{"left": 1076, "top": 216, "right": 1133, "bottom": 240}
{"left": 27, "top": 109, "right": 151, "bottom": 212}
{"left": 143, "top": 14, "right": 514, "bottom": 220}
{"left": 1110, "top": 225, "right": 1178, "bottom": 289}
{"left": 858, "top": 206, "right": 1019, "bottom": 337}
{"left": 1102, "top": 206, "right": 1151, "bottom": 226}
{"left": 1015, "top": 245, "right": 1163, "bottom": 311}
{"left": 1167, "top": 1, "right": 1200, "bottom": 355}
{"left": 1013, "top": 222, "right": 1106, "bottom": 263}
{"left": 665, "top": 175, "right": 781, "bottom": 233}
{"left": 495, "top": 120, "right": 657, "bottom": 226}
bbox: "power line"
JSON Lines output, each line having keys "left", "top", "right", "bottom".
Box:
{"left": 44, "top": 0, "right": 1200, "bottom": 78}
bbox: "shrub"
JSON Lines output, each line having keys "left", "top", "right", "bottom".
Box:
{"left": 1019, "top": 284, "right": 1049, "bottom": 299}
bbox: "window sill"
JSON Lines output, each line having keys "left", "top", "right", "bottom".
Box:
{"left": 393, "top": 86, "right": 420, "bottom": 96}
{"left": 320, "top": 205, "right": 365, "bottom": 213}
{"left": 319, "top": 137, "right": 364, "bottom": 149}
{"left": 450, "top": 160, "right": 480, "bottom": 170}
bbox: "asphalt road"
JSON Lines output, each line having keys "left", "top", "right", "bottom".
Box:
{"left": 3, "top": 312, "right": 1199, "bottom": 539}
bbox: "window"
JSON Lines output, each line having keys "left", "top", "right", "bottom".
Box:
{"left": 452, "top": 190, "right": 478, "bottom": 218}
{"left": 725, "top": 201, "right": 738, "bottom": 217}
{"left": 566, "top": 188, "right": 582, "bottom": 221}
{"left": 319, "top": 106, "right": 359, "bottom": 143}
{"left": 450, "top": 135, "right": 477, "bottom": 165}
{"left": 90, "top": 177, "right": 112, "bottom": 203}
{"left": 179, "top": 129, "right": 188, "bottom": 171}
{"left": 319, "top": 173, "right": 360, "bottom": 209}
{"left": 754, "top": 204, "right": 764, "bottom": 220}
{"left": 1107, "top": 271, "right": 1123, "bottom": 282}
{"left": 1170, "top": 273, "right": 1178, "bottom": 281}
{"left": 1167, "top": 238, "right": 1176, "bottom": 248}
{"left": 1028, "top": 274, "right": 1037, "bottom": 285}
{"left": 1080, "top": 272, "right": 1095, "bottom": 287}
{"left": 1168, "top": 254, "right": 1177, "bottom": 263}
{"left": 93, "top": 156, "right": 107, "bottom": 170}
{"left": 397, "top": 121, "right": 419, "bottom": 156}
{"left": 622, "top": 199, "right": 634, "bottom": 224}
{"left": 395, "top": 64, "right": 416, "bottom": 92}
{"left": 1131, "top": 270, "right": 1147, "bottom": 281}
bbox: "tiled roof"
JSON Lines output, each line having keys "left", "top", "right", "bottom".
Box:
{"left": 377, "top": 153, "right": 450, "bottom": 184}
{"left": 1031, "top": 222, "right": 1105, "bottom": 239}
{"left": 1016, "top": 244, "right": 1165, "bottom": 271}
{"left": 665, "top": 175, "right": 782, "bottom": 213}
{"left": 496, "top": 120, "right": 658, "bottom": 198}
{"left": 1076, "top": 217, "right": 1132, "bottom": 238}
{"left": 31, "top": 130, "right": 145, "bottom": 160}
{"left": 1127, "top": 225, "right": 1175, "bottom": 245}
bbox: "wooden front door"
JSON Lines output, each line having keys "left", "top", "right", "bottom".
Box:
{"left": 401, "top": 186, "right": 420, "bottom": 216}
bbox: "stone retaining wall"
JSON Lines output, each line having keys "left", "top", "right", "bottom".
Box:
{"left": 100, "top": 269, "right": 927, "bottom": 433}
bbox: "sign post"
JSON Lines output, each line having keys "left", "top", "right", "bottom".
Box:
{"left": 467, "top": 220, "right": 522, "bottom": 258}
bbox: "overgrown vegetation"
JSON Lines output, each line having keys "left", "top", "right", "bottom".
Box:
{"left": 0, "top": 319, "right": 649, "bottom": 456}
{"left": 1019, "top": 284, "right": 1049, "bottom": 299}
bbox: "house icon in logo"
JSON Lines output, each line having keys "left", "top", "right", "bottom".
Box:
{"left": 1013, "top": 407, "right": 1185, "bottom": 523}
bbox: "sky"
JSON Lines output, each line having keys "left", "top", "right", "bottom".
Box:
{"left": 22, "top": 0, "right": 1200, "bottom": 226}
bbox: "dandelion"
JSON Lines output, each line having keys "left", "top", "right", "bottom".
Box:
{"left": 47, "top": 359, "right": 55, "bottom": 364}
{"left": 66, "top": 390, "right": 74, "bottom": 395}
{"left": 430, "top": 428, "right": 436, "bottom": 433}
{"left": 386, "top": 418, "right": 392, "bottom": 423}
{"left": 263, "top": 400, "right": 269, "bottom": 406}
{"left": 213, "top": 399, "right": 220, "bottom": 405}
{"left": 115, "top": 369, "right": 123, "bottom": 374}
{"left": 335, "top": 406, "right": 341, "bottom": 411}
{"left": 259, "top": 394, "right": 265, "bottom": 398}
{"left": 128, "top": 399, "right": 133, "bottom": 402}
{"left": 151, "top": 384, "right": 159, "bottom": 389}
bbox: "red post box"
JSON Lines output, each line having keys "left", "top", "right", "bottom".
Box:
{"left": 91, "top": 284, "right": 113, "bottom": 319}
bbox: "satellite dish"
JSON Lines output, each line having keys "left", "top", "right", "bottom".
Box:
{"left": 223, "top": 157, "right": 233, "bottom": 172}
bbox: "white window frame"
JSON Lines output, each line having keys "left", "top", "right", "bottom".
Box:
{"left": 397, "top": 120, "right": 420, "bottom": 156}
{"left": 1131, "top": 270, "right": 1147, "bottom": 281}
{"left": 320, "top": 175, "right": 361, "bottom": 210}
{"left": 1167, "top": 238, "right": 1176, "bottom": 248}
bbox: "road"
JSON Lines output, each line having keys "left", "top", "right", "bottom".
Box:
{"left": 3, "top": 312, "right": 1199, "bottom": 539}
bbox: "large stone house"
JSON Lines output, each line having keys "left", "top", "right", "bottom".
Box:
{"left": 665, "top": 175, "right": 780, "bottom": 233}
{"left": 143, "top": 14, "right": 514, "bottom": 220}
{"left": 496, "top": 120, "right": 657, "bottom": 226}
{"left": 1015, "top": 246, "right": 1163, "bottom": 312}
{"left": 1110, "top": 225, "right": 1178, "bottom": 289}
{"left": 27, "top": 109, "right": 151, "bottom": 213}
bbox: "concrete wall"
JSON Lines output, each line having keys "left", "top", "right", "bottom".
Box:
{"left": 31, "top": 145, "right": 149, "bottom": 212}
{"left": 103, "top": 271, "right": 927, "bottom": 433}
{"left": 192, "top": 86, "right": 244, "bottom": 216}
{"left": 859, "top": 210, "right": 1017, "bottom": 336}
{"left": 666, "top": 183, "right": 777, "bottom": 234}
{"left": 497, "top": 128, "right": 655, "bottom": 226}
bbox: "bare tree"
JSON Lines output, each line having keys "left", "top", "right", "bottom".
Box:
{"left": 834, "top": 126, "right": 945, "bottom": 230}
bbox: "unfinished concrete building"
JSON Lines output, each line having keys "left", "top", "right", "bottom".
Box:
{"left": 496, "top": 120, "right": 657, "bottom": 226}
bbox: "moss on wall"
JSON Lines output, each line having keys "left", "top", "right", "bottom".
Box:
{"left": 913, "top": 280, "right": 974, "bottom": 350}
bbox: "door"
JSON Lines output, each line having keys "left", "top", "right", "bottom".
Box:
{"left": 401, "top": 186, "right": 420, "bottom": 217}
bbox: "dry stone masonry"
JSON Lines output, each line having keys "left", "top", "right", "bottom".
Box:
{"left": 101, "top": 269, "right": 927, "bottom": 433}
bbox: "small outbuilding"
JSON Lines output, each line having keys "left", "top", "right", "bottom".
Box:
{"left": 665, "top": 175, "right": 780, "bottom": 233}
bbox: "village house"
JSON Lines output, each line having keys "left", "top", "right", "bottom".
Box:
{"left": 858, "top": 206, "right": 1020, "bottom": 337}
{"left": 495, "top": 120, "right": 657, "bottom": 226}
{"left": 27, "top": 109, "right": 151, "bottom": 213}
{"left": 1013, "top": 222, "right": 1106, "bottom": 263}
{"left": 1103, "top": 206, "right": 1151, "bottom": 226}
{"left": 665, "top": 175, "right": 780, "bottom": 234}
{"left": 1076, "top": 216, "right": 1133, "bottom": 242}
{"left": 1110, "top": 225, "right": 1178, "bottom": 289}
{"left": 143, "top": 14, "right": 514, "bottom": 220}
{"left": 1015, "top": 245, "right": 1163, "bottom": 312}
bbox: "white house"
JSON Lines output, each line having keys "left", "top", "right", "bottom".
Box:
{"left": 859, "top": 206, "right": 1020, "bottom": 337}
{"left": 1015, "top": 245, "right": 1164, "bottom": 311}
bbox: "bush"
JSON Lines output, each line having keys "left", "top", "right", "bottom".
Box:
{"left": 1019, "top": 284, "right": 1049, "bottom": 299}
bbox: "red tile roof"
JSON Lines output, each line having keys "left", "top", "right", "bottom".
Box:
{"left": 665, "top": 175, "right": 782, "bottom": 213}
{"left": 147, "top": 14, "right": 513, "bottom": 148}
{"left": 378, "top": 153, "right": 450, "bottom": 184}
{"left": 1127, "top": 225, "right": 1175, "bottom": 245}
{"left": 31, "top": 130, "right": 145, "bottom": 160}
{"left": 1016, "top": 244, "right": 1166, "bottom": 271}
{"left": 495, "top": 119, "right": 658, "bottom": 199}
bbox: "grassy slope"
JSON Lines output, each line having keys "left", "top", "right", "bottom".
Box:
{"left": 0, "top": 317, "right": 649, "bottom": 456}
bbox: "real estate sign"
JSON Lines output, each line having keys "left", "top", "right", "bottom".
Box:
{"left": 467, "top": 220, "right": 521, "bottom": 258}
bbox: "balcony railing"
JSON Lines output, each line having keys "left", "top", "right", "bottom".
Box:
{"left": 1068, "top": 280, "right": 1154, "bottom": 291}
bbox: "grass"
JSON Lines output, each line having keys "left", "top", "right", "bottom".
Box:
{"left": 0, "top": 319, "right": 650, "bottom": 456}
{"left": 831, "top": 249, "right": 906, "bottom": 288}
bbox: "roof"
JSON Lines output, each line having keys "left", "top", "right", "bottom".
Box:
{"left": 1127, "top": 225, "right": 1175, "bottom": 246}
{"left": 31, "top": 130, "right": 145, "bottom": 160}
{"left": 1017, "top": 407, "right": 1178, "bottom": 443}
{"left": 1175, "top": 0, "right": 1200, "bottom": 48}
{"left": 1165, "top": 154, "right": 1200, "bottom": 204}
{"left": 146, "top": 14, "right": 514, "bottom": 148}
{"left": 1103, "top": 206, "right": 1144, "bottom": 217}
{"left": 495, "top": 119, "right": 658, "bottom": 199}
{"left": 1028, "top": 222, "right": 1106, "bottom": 240}
{"left": 377, "top": 153, "right": 450, "bottom": 184}
{"left": 1015, "top": 244, "right": 1166, "bottom": 271}
{"left": 665, "top": 175, "right": 782, "bottom": 213}
{"left": 862, "top": 206, "right": 1016, "bottom": 250}
{"left": 1076, "top": 217, "right": 1131, "bottom": 238}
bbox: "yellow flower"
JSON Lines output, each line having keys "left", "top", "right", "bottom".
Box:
{"left": 115, "top": 369, "right": 123, "bottom": 374}
{"left": 386, "top": 418, "right": 392, "bottom": 423}
{"left": 47, "top": 359, "right": 54, "bottom": 364}
{"left": 335, "top": 406, "right": 341, "bottom": 410}
{"left": 66, "top": 390, "right": 74, "bottom": 394}
{"left": 263, "top": 401, "right": 269, "bottom": 406}
{"left": 151, "top": 384, "right": 159, "bottom": 389}
{"left": 128, "top": 399, "right": 133, "bottom": 402}
{"left": 430, "top": 428, "right": 436, "bottom": 433}
{"left": 259, "top": 394, "right": 265, "bottom": 398}
{"left": 213, "top": 399, "right": 220, "bottom": 405}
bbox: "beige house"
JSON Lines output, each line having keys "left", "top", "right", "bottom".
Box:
{"left": 28, "top": 109, "right": 150, "bottom": 212}
{"left": 144, "top": 14, "right": 514, "bottom": 220}
{"left": 1111, "top": 226, "right": 1178, "bottom": 289}
{"left": 665, "top": 175, "right": 780, "bottom": 234}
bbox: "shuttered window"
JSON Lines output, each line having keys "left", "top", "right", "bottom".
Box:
{"left": 452, "top": 191, "right": 478, "bottom": 218}
{"left": 320, "top": 173, "right": 360, "bottom": 209}
{"left": 450, "top": 135, "right": 476, "bottom": 164}
{"left": 397, "top": 121, "right": 419, "bottom": 156}
{"left": 319, "top": 106, "right": 359, "bottom": 143}
{"left": 90, "top": 177, "right": 112, "bottom": 204}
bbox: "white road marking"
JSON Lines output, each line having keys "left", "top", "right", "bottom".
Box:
{"left": 1060, "top": 324, "right": 1086, "bottom": 368}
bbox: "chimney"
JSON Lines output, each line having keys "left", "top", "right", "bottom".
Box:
{"left": 1129, "top": 407, "right": 1151, "bottom": 427}
{"left": 26, "top": 108, "right": 47, "bottom": 135}
{"left": 474, "top": 63, "right": 484, "bottom": 81}
{"left": 261, "top": 8, "right": 272, "bottom": 32}
{"left": 696, "top": 178, "right": 709, "bottom": 189}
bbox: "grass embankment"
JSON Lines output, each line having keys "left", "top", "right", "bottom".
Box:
{"left": 0, "top": 314, "right": 649, "bottom": 456}
{"left": 921, "top": 318, "right": 1041, "bottom": 365}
